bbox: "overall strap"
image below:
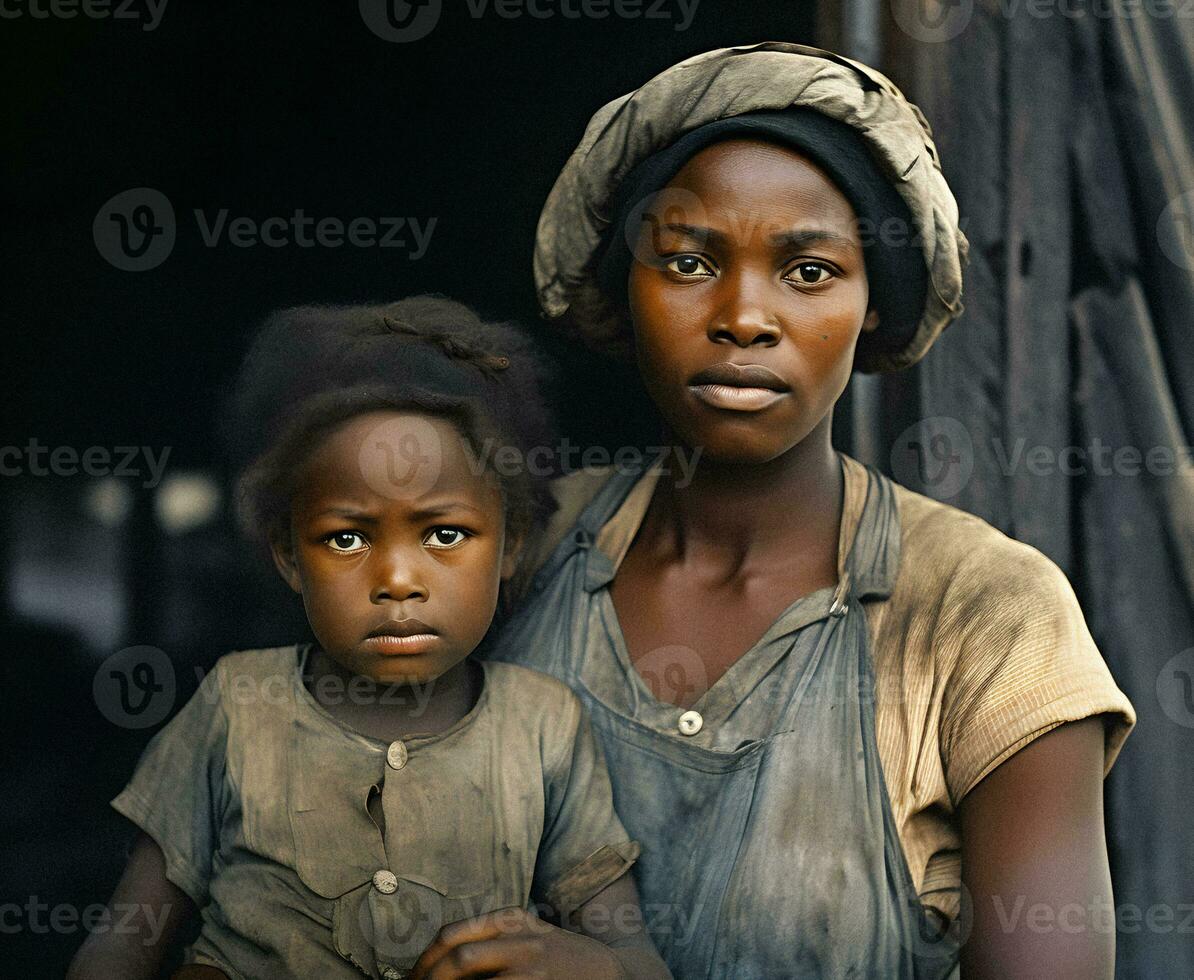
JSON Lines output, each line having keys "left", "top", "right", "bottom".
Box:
{"left": 525, "top": 459, "right": 651, "bottom": 598}
{"left": 838, "top": 456, "right": 902, "bottom": 606}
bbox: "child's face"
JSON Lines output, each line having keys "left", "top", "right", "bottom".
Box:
{"left": 272, "top": 410, "right": 519, "bottom": 687}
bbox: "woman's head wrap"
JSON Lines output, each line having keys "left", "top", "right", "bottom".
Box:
{"left": 534, "top": 42, "right": 969, "bottom": 373}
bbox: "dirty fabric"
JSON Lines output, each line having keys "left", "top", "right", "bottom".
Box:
{"left": 112, "top": 648, "right": 639, "bottom": 979}
{"left": 489, "top": 452, "right": 1135, "bottom": 978}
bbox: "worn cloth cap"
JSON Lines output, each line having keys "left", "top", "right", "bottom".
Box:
{"left": 534, "top": 42, "right": 969, "bottom": 373}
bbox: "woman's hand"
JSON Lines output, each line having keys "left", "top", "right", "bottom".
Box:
{"left": 409, "top": 908, "right": 625, "bottom": 980}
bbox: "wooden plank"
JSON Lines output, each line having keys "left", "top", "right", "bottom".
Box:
{"left": 1002, "top": 9, "right": 1074, "bottom": 571}
{"left": 880, "top": 0, "right": 1012, "bottom": 535}
{"left": 816, "top": 0, "right": 845, "bottom": 57}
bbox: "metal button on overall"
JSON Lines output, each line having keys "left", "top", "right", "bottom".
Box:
{"left": 678, "top": 710, "right": 703, "bottom": 736}
{"left": 372, "top": 869, "right": 398, "bottom": 894}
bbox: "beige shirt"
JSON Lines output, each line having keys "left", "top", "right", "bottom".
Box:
{"left": 509, "top": 452, "right": 1136, "bottom": 925}
{"left": 112, "top": 647, "right": 639, "bottom": 980}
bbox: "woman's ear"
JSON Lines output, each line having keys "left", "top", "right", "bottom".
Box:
{"left": 862, "top": 308, "right": 880, "bottom": 333}
{"left": 270, "top": 530, "right": 303, "bottom": 594}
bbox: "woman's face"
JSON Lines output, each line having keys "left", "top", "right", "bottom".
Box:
{"left": 626, "top": 138, "right": 879, "bottom": 463}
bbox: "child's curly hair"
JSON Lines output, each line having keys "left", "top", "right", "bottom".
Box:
{"left": 229, "top": 295, "right": 559, "bottom": 558}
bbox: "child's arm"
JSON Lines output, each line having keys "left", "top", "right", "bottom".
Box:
{"left": 409, "top": 871, "right": 671, "bottom": 980}
{"left": 66, "top": 832, "right": 200, "bottom": 980}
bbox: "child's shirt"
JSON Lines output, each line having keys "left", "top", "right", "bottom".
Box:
{"left": 112, "top": 645, "right": 641, "bottom": 980}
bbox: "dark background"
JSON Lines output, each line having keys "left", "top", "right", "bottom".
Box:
{"left": 2, "top": 3, "right": 818, "bottom": 975}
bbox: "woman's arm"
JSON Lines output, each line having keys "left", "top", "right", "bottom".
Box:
{"left": 410, "top": 871, "right": 671, "bottom": 980}
{"left": 958, "top": 716, "right": 1115, "bottom": 979}
{"left": 66, "top": 831, "right": 198, "bottom": 980}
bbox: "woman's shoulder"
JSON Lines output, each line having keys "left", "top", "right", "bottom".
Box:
{"left": 507, "top": 465, "right": 618, "bottom": 603}
{"left": 886, "top": 474, "right": 1070, "bottom": 605}
{"left": 881, "top": 474, "right": 1105, "bottom": 689}
{"left": 548, "top": 464, "right": 618, "bottom": 521}
{"left": 875, "top": 475, "right": 1136, "bottom": 804}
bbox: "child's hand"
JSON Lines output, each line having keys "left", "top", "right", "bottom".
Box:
{"left": 410, "top": 908, "right": 626, "bottom": 980}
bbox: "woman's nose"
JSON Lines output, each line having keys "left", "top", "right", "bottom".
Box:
{"left": 707, "top": 271, "right": 782, "bottom": 347}
{"left": 369, "top": 549, "right": 428, "bottom": 604}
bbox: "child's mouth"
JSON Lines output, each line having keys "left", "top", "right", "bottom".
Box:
{"left": 362, "top": 634, "right": 440, "bottom": 655}
{"left": 363, "top": 619, "right": 440, "bottom": 655}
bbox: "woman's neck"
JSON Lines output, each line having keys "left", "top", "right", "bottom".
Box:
{"left": 648, "top": 415, "right": 844, "bottom": 575}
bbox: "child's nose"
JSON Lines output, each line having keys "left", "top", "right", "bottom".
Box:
{"left": 369, "top": 549, "right": 428, "bottom": 603}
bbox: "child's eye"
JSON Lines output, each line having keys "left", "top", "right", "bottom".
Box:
{"left": 664, "top": 254, "right": 715, "bottom": 278}
{"left": 784, "top": 262, "right": 835, "bottom": 286}
{"left": 324, "top": 531, "right": 368, "bottom": 553}
{"left": 424, "top": 527, "right": 470, "bottom": 550}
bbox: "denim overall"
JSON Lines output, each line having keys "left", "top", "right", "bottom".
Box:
{"left": 485, "top": 455, "right": 961, "bottom": 979}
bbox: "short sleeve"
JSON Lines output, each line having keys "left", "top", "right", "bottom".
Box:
{"left": 532, "top": 695, "right": 640, "bottom": 921}
{"left": 111, "top": 663, "right": 229, "bottom": 907}
{"left": 939, "top": 543, "right": 1136, "bottom": 805}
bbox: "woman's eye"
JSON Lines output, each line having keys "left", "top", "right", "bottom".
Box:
{"left": 664, "top": 254, "right": 714, "bottom": 278}
{"left": 325, "top": 531, "right": 367, "bottom": 553}
{"left": 424, "top": 527, "right": 470, "bottom": 550}
{"left": 786, "top": 262, "right": 834, "bottom": 285}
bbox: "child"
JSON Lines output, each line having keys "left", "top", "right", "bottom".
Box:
{"left": 68, "top": 297, "right": 670, "bottom": 980}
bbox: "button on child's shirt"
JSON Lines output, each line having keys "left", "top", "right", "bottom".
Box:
{"left": 386, "top": 740, "right": 408, "bottom": 770}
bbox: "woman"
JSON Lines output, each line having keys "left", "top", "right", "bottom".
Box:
{"left": 485, "top": 43, "right": 1135, "bottom": 979}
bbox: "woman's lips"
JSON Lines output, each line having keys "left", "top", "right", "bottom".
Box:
{"left": 689, "top": 383, "right": 788, "bottom": 411}
{"left": 361, "top": 634, "right": 440, "bottom": 656}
